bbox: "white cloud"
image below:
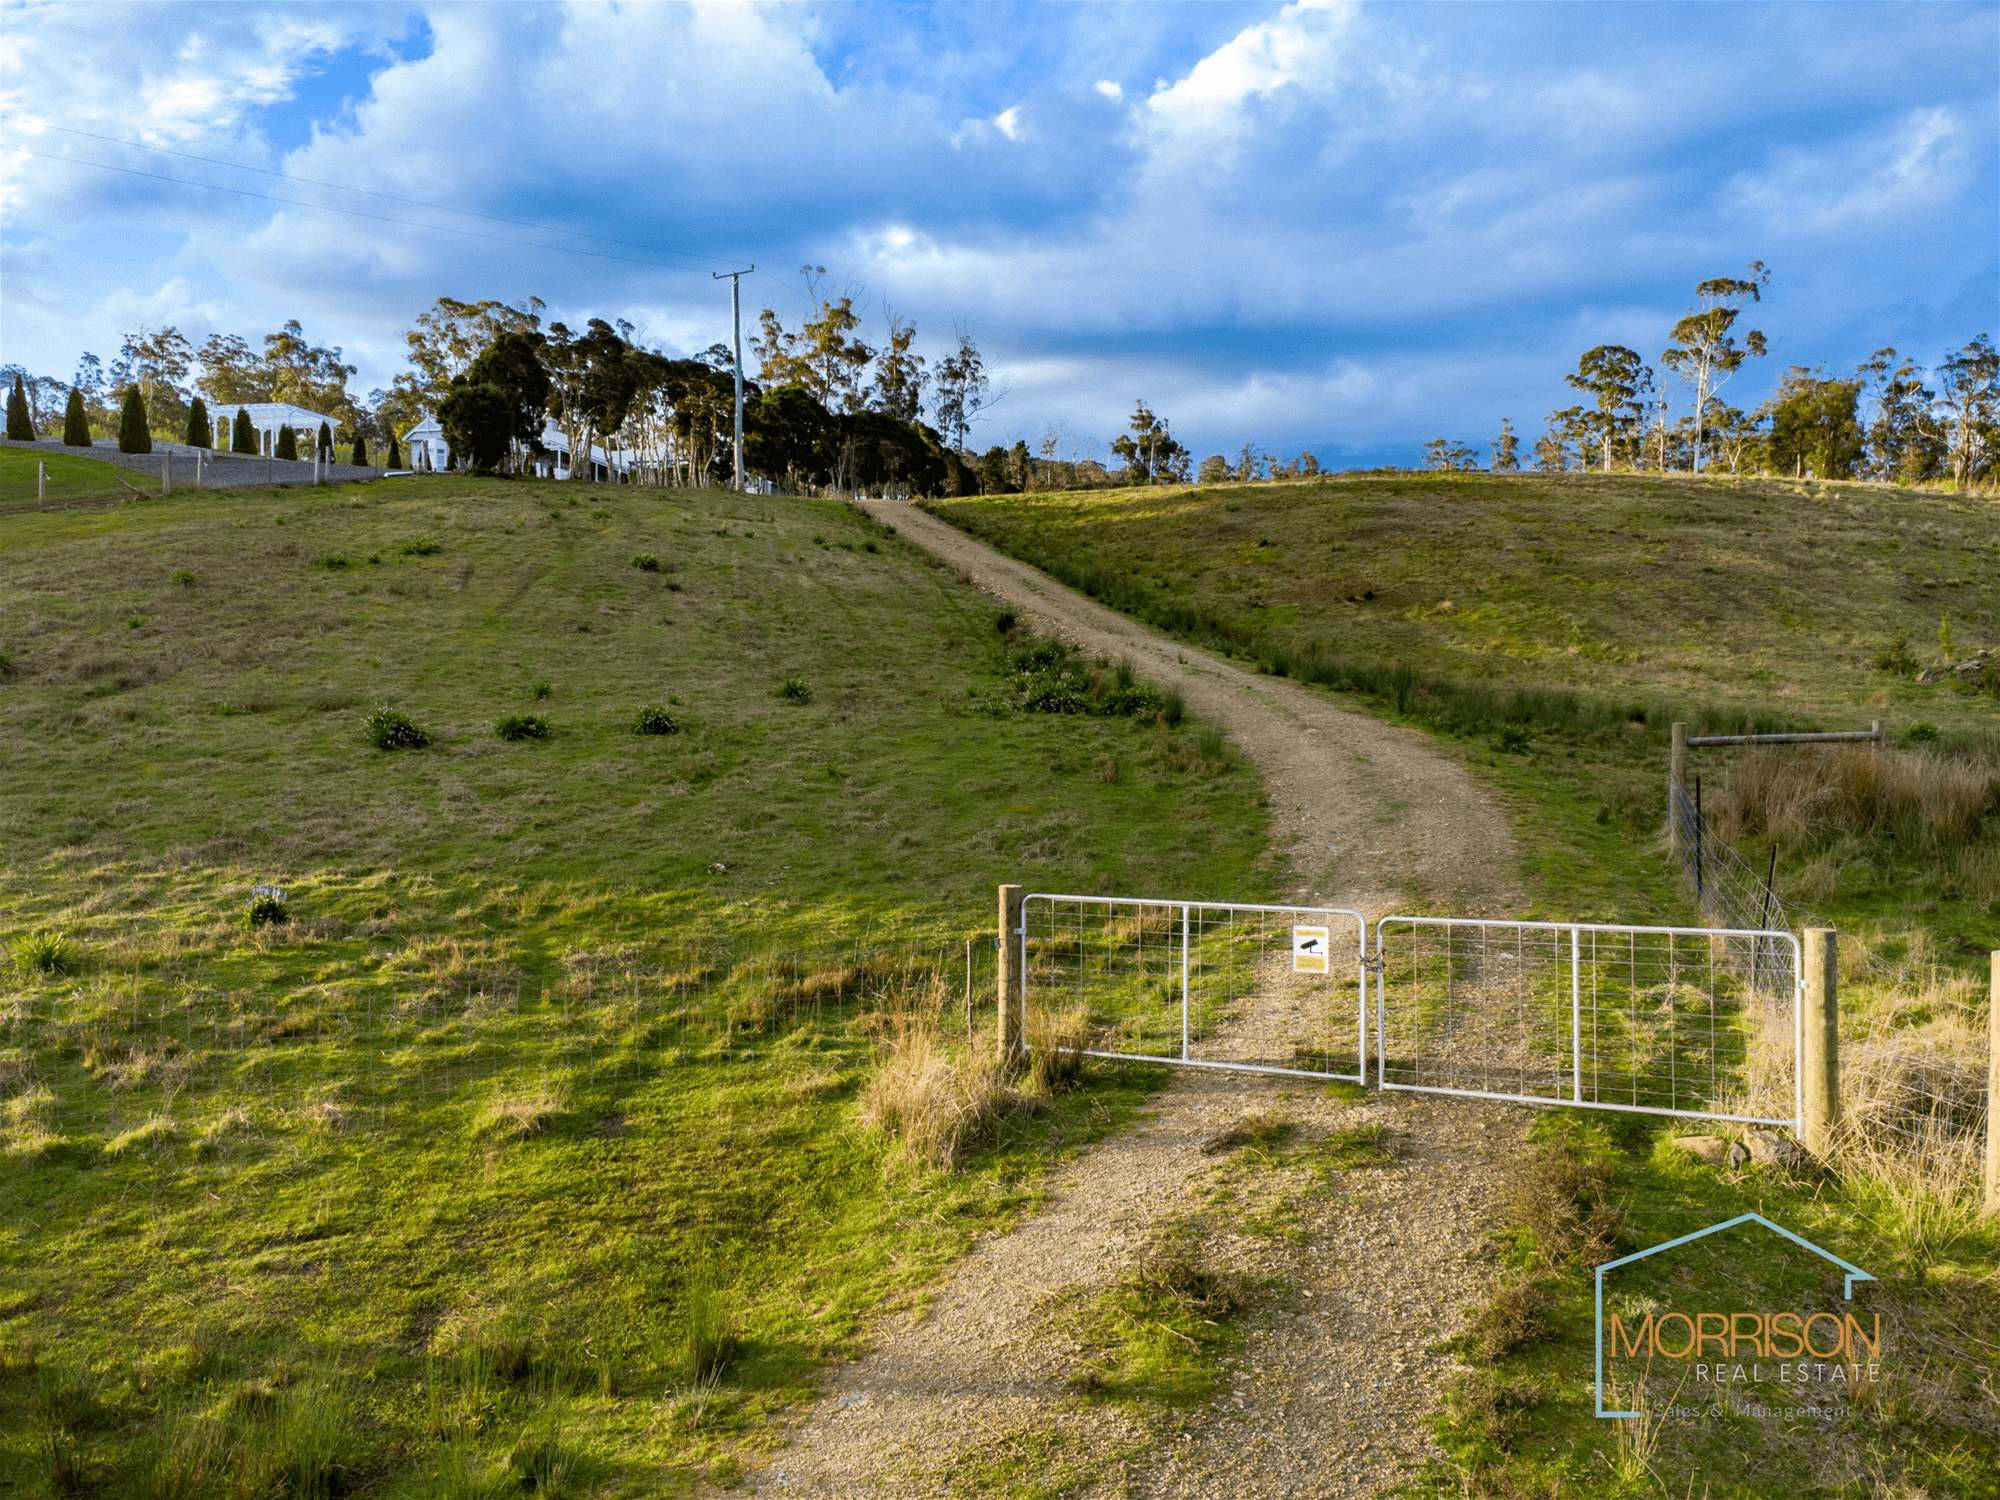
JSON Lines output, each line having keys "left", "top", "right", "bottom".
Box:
{"left": 0, "top": 1, "right": 1990, "bottom": 459}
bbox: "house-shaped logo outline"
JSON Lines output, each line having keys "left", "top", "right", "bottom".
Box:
{"left": 1593, "top": 1211, "right": 1875, "bottom": 1418}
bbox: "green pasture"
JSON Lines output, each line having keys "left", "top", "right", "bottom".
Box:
{"left": 925, "top": 472, "right": 2000, "bottom": 958}
{"left": 0, "top": 474, "right": 1268, "bottom": 1493}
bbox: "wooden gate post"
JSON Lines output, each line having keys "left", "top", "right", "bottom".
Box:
{"left": 997, "top": 884, "right": 1024, "bottom": 1062}
{"left": 1984, "top": 951, "right": 1999, "bottom": 1217}
{"left": 1801, "top": 928, "right": 1841, "bottom": 1158}
{"left": 1668, "top": 722, "right": 1689, "bottom": 862}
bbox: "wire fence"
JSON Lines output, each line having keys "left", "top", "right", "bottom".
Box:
{"left": 0, "top": 925, "right": 1000, "bottom": 1164}
{"left": 1668, "top": 769, "right": 1991, "bottom": 1196}
{"left": 0, "top": 437, "right": 386, "bottom": 509}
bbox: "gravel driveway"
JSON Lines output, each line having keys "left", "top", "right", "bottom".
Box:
{"left": 744, "top": 500, "right": 1533, "bottom": 1499}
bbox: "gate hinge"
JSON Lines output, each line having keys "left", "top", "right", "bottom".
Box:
{"left": 1360, "top": 953, "right": 1386, "bottom": 975}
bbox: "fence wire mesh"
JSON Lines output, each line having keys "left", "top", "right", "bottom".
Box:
{"left": 0, "top": 923, "right": 996, "bottom": 1163}
{"left": 1374, "top": 918, "right": 1800, "bottom": 1125}
{"left": 1019, "top": 895, "right": 1367, "bottom": 1080}
{"left": 1670, "top": 764, "right": 1991, "bottom": 1193}
{"left": 1669, "top": 779, "right": 1793, "bottom": 942}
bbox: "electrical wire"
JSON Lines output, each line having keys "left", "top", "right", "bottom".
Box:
{"left": 13, "top": 148, "right": 715, "bottom": 273}
{"left": 3, "top": 116, "right": 735, "bottom": 267}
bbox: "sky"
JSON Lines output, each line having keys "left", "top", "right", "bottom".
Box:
{"left": 1, "top": 0, "right": 1994, "bottom": 467}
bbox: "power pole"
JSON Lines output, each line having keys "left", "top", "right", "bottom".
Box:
{"left": 713, "top": 266, "right": 754, "bottom": 490}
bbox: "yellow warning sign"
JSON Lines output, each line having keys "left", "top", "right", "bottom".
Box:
{"left": 1292, "top": 925, "right": 1329, "bottom": 974}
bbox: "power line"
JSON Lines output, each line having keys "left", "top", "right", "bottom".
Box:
{"left": 14, "top": 149, "right": 715, "bottom": 273}
{"left": 3, "top": 117, "right": 737, "bottom": 268}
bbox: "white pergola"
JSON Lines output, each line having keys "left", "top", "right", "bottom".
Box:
{"left": 224, "top": 401, "right": 342, "bottom": 457}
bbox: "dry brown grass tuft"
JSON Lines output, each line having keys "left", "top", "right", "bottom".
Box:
{"left": 857, "top": 1014, "right": 1009, "bottom": 1170}
{"left": 1462, "top": 1273, "right": 1556, "bottom": 1360}
{"left": 1507, "top": 1133, "right": 1622, "bottom": 1266}
{"left": 1716, "top": 744, "right": 2000, "bottom": 855}
{"left": 474, "top": 1085, "right": 569, "bottom": 1141}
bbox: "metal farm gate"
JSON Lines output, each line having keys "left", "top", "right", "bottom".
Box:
{"left": 1015, "top": 894, "right": 1801, "bottom": 1128}
{"left": 1019, "top": 895, "right": 1369, "bottom": 1081}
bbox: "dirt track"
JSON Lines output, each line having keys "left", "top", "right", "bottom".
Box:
{"left": 749, "top": 502, "right": 1532, "bottom": 1499}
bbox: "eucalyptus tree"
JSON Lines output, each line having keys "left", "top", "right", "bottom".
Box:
{"left": 1660, "top": 263, "right": 1769, "bottom": 472}
{"left": 933, "top": 332, "right": 989, "bottom": 453}
{"left": 1857, "top": 347, "right": 1943, "bottom": 484}
{"left": 1932, "top": 335, "right": 1997, "bottom": 487}
{"left": 1564, "top": 345, "right": 1652, "bottom": 471}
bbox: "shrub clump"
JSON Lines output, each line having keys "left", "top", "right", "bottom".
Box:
{"left": 245, "top": 885, "right": 289, "bottom": 927}
{"left": 400, "top": 536, "right": 442, "bottom": 557}
{"left": 1008, "top": 637, "right": 1174, "bottom": 722}
{"left": 495, "top": 714, "right": 551, "bottom": 742}
{"left": 365, "top": 706, "right": 431, "bottom": 751}
{"left": 1460, "top": 1273, "right": 1554, "bottom": 1360}
{"left": 631, "top": 553, "right": 661, "bottom": 572}
{"left": 631, "top": 704, "right": 679, "bottom": 735}
{"left": 12, "top": 930, "right": 78, "bottom": 977}
{"left": 776, "top": 677, "right": 813, "bottom": 704}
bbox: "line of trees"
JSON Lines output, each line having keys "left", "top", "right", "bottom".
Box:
{"left": 8, "top": 260, "right": 1991, "bottom": 493}
{"left": 1420, "top": 267, "right": 1996, "bottom": 487}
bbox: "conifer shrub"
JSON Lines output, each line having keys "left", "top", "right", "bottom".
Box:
{"left": 184, "top": 396, "right": 211, "bottom": 448}
{"left": 275, "top": 425, "right": 298, "bottom": 461}
{"left": 386, "top": 434, "right": 403, "bottom": 468}
{"left": 5, "top": 374, "right": 32, "bottom": 440}
{"left": 62, "top": 388, "right": 91, "bottom": 447}
{"left": 317, "top": 421, "right": 332, "bottom": 461}
{"left": 117, "top": 387, "right": 152, "bottom": 453}
{"left": 350, "top": 437, "right": 366, "bottom": 466}
{"left": 364, "top": 706, "right": 430, "bottom": 751}
{"left": 232, "top": 408, "right": 256, "bottom": 454}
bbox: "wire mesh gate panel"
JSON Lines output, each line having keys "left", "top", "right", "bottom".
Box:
{"left": 1373, "top": 918, "right": 1801, "bottom": 1126}
{"left": 1020, "top": 895, "right": 1368, "bottom": 1080}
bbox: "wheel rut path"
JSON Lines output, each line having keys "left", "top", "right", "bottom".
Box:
{"left": 750, "top": 502, "right": 1533, "bottom": 1499}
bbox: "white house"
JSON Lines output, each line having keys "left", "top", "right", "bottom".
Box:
{"left": 402, "top": 415, "right": 451, "bottom": 472}
{"left": 226, "top": 401, "right": 342, "bottom": 458}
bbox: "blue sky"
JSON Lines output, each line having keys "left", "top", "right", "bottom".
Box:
{"left": 2, "top": 0, "right": 1994, "bottom": 466}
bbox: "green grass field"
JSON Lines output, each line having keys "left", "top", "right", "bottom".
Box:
{"left": 926, "top": 472, "right": 2000, "bottom": 953}
{"left": 0, "top": 475, "right": 1268, "bottom": 1493}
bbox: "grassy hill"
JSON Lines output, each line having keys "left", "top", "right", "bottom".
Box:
{"left": 927, "top": 472, "right": 2000, "bottom": 960}
{"left": 0, "top": 476, "right": 1268, "bottom": 1493}
{"left": 927, "top": 471, "right": 2000, "bottom": 1498}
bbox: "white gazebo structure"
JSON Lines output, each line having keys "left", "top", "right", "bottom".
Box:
{"left": 223, "top": 401, "right": 342, "bottom": 457}
{"left": 402, "top": 415, "right": 451, "bottom": 472}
